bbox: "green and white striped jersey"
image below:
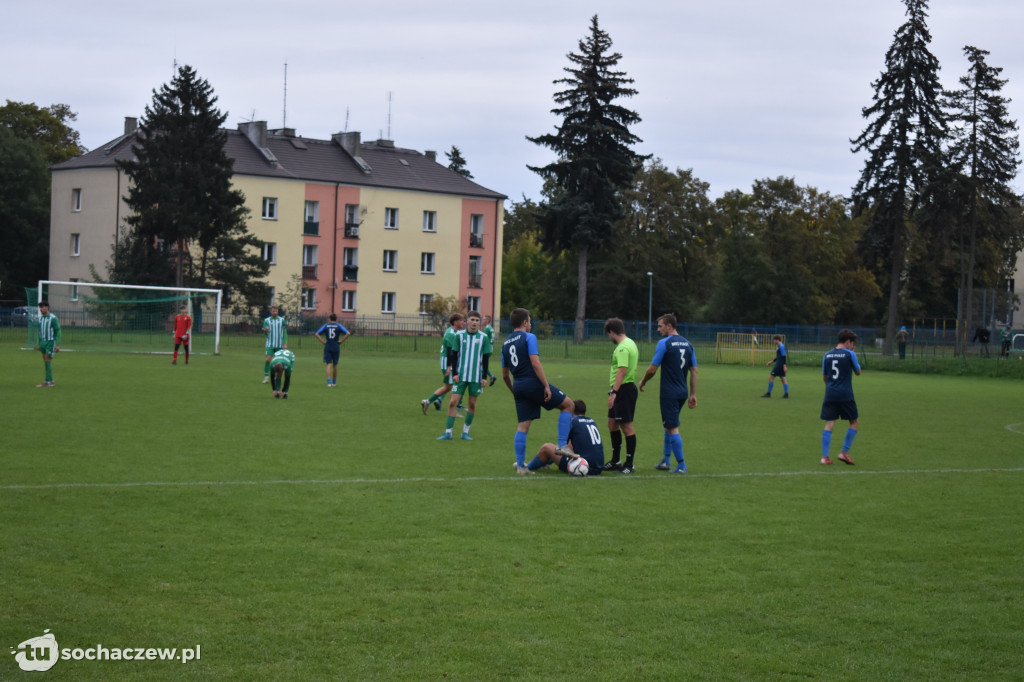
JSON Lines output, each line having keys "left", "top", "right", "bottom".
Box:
{"left": 264, "top": 316, "right": 287, "bottom": 348}
{"left": 271, "top": 349, "right": 295, "bottom": 371}
{"left": 38, "top": 313, "right": 61, "bottom": 344}
{"left": 454, "top": 329, "right": 492, "bottom": 383}
{"left": 440, "top": 326, "right": 459, "bottom": 371}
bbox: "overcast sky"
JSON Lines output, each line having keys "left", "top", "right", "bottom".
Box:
{"left": 4, "top": 0, "right": 1023, "bottom": 203}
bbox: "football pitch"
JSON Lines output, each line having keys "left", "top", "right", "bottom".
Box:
{"left": 3, "top": 344, "right": 1023, "bottom": 680}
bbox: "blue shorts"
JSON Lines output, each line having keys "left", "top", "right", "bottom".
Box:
{"left": 513, "top": 381, "right": 568, "bottom": 423}
{"left": 660, "top": 396, "right": 687, "bottom": 429}
{"left": 323, "top": 348, "right": 340, "bottom": 364}
{"left": 821, "top": 400, "right": 858, "bottom": 422}
{"left": 770, "top": 363, "right": 786, "bottom": 378}
{"left": 556, "top": 452, "right": 603, "bottom": 475}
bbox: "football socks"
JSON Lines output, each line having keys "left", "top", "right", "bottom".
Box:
{"left": 821, "top": 430, "right": 832, "bottom": 459}
{"left": 514, "top": 431, "right": 528, "bottom": 468}
{"left": 842, "top": 428, "right": 858, "bottom": 453}
{"left": 557, "top": 411, "right": 571, "bottom": 447}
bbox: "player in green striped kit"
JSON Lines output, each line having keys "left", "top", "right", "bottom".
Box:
{"left": 437, "top": 311, "right": 492, "bottom": 441}
{"left": 35, "top": 300, "right": 61, "bottom": 387}
{"left": 421, "top": 313, "right": 464, "bottom": 413}
{"left": 262, "top": 305, "right": 288, "bottom": 383}
{"left": 269, "top": 348, "right": 295, "bottom": 399}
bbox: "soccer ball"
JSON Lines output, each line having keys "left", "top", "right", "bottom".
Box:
{"left": 567, "top": 457, "right": 589, "bottom": 477}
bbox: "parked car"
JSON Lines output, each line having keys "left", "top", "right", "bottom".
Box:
{"left": 9, "top": 306, "right": 30, "bottom": 327}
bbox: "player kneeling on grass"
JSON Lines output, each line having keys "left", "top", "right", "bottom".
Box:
{"left": 521, "top": 400, "right": 604, "bottom": 476}
{"left": 270, "top": 349, "right": 295, "bottom": 399}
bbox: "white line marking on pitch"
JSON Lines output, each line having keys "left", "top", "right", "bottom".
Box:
{"left": 1006, "top": 423, "right": 1024, "bottom": 434}
{"left": 2, "top": 467, "right": 1023, "bottom": 491}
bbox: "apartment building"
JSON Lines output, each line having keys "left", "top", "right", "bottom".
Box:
{"left": 49, "top": 117, "right": 505, "bottom": 318}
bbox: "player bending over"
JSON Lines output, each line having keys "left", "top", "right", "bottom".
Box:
{"left": 270, "top": 349, "right": 296, "bottom": 399}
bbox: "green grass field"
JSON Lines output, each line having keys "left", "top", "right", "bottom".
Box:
{"left": 2, "top": 342, "right": 1023, "bottom": 680}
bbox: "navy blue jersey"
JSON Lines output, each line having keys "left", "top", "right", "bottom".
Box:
{"left": 567, "top": 416, "right": 605, "bottom": 472}
{"left": 650, "top": 334, "right": 697, "bottom": 399}
{"left": 501, "top": 330, "right": 541, "bottom": 386}
{"left": 822, "top": 347, "right": 861, "bottom": 401}
{"left": 774, "top": 343, "right": 787, "bottom": 365}
{"left": 316, "top": 322, "right": 349, "bottom": 352}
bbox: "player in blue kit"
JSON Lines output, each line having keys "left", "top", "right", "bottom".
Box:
{"left": 501, "top": 307, "right": 574, "bottom": 474}
{"left": 315, "top": 314, "right": 350, "bottom": 387}
{"left": 523, "top": 400, "right": 604, "bottom": 475}
{"left": 639, "top": 314, "right": 698, "bottom": 473}
{"left": 820, "top": 329, "right": 862, "bottom": 465}
{"left": 761, "top": 335, "right": 789, "bottom": 398}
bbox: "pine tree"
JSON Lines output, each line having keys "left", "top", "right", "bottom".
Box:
{"left": 117, "top": 65, "right": 268, "bottom": 308}
{"left": 528, "top": 15, "right": 647, "bottom": 342}
{"left": 851, "top": 0, "right": 946, "bottom": 355}
{"left": 445, "top": 146, "right": 473, "bottom": 179}
{"left": 944, "top": 46, "right": 1022, "bottom": 337}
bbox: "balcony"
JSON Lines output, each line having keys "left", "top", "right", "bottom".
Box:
{"left": 469, "top": 233, "right": 484, "bottom": 248}
{"left": 345, "top": 222, "right": 360, "bottom": 239}
{"left": 302, "top": 265, "right": 318, "bottom": 280}
{"left": 303, "top": 220, "right": 319, "bottom": 236}
{"left": 342, "top": 265, "right": 359, "bottom": 282}
{"left": 468, "top": 274, "right": 482, "bottom": 288}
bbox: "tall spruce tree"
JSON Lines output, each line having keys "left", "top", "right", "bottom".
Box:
{"left": 117, "top": 65, "right": 268, "bottom": 308}
{"left": 528, "top": 15, "right": 647, "bottom": 342}
{"left": 851, "top": 0, "right": 946, "bottom": 355}
{"left": 445, "top": 146, "right": 473, "bottom": 179}
{"left": 944, "top": 46, "right": 1021, "bottom": 337}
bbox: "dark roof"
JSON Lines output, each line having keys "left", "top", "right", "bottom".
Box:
{"left": 53, "top": 128, "right": 506, "bottom": 201}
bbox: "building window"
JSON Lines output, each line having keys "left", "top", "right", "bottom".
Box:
{"left": 384, "top": 207, "right": 399, "bottom": 229}
{"left": 423, "top": 210, "right": 437, "bottom": 233}
{"left": 420, "top": 252, "right": 435, "bottom": 274}
{"left": 303, "top": 245, "right": 318, "bottom": 279}
{"left": 342, "top": 290, "right": 356, "bottom": 312}
{"left": 467, "top": 295, "right": 480, "bottom": 312}
{"left": 345, "top": 204, "right": 360, "bottom": 238}
{"left": 72, "top": 188, "right": 82, "bottom": 212}
{"left": 343, "top": 247, "right": 359, "bottom": 282}
{"left": 70, "top": 279, "right": 79, "bottom": 302}
{"left": 262, "top": 242, "right": 277, "bottom": 265}
{"left": 419, "top": 294, "right": 434, "bottom": 315}
{"left": 301, "top": 288, "right": 317, "bottom": 310}
{"left": 383, "top": 250, "right": 397, "bottom": 272}
{"left": 269, "top": 287, "right": 276, "bottom": 306}
{"left": 469, "top": 255, "right": 483, "bottom": 288}
{"left": 470, "top": 214, "right": 484, "bottom": 248}
{"left": 262, "top": 197, "right": 278, "bottom": 220}
{"left": 381, "top": 292, "right": 396, "bottom": 314}
{"left": 71, "top": 233, "right": 81, "bottom": 256}
{"left": 304, "top": 201, "right": 320, "bottom": 235}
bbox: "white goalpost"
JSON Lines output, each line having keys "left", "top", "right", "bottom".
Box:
{"left": 34, "top": 280, "right": 224, "bottom": 355}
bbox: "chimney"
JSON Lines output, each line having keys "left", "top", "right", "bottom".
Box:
{"left": 425, "top": 150, "right": 436, "bottom": 161}
{"left": 124, "top": 117, "right": 138, "bottom": 134}
{"left": 332, "top": 131, "right": 361, "bottom": 157}
{"left": 239, "top": 121, "right": 268, "bottom": 148}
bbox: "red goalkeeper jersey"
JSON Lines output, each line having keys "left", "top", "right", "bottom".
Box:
{"left": 174, "top": 314, "right": 192, "bottom": 338}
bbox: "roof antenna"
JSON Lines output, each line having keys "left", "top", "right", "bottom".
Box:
{"left": 282, "top": 60, "right": 288, "bottom": 129}
{"left": 387, "top": 91, "right": 392, "bottom": 140}
{"left": 344, "top": 107, "right": 350, "bottom": 132}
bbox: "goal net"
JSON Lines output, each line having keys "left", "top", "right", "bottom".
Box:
{"left": 715, "top": 332, "right": 784, "bottom": 365}
{"left": 26, "top": 281, "right": 223, "bottom": 355}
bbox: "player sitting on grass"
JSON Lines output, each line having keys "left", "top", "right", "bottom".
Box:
{"left": 521, "top": 400, "right": 604, "bottom": 476}
{"left": 270, "top": 349, "right": 295, "bottom": 399}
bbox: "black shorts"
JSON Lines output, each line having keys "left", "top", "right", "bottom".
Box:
{"left": 323, "top": 348, "right": 340, "bottom": 364}
{"left": 821, "top": 400, "right": 858, "bottom": 422}
{"left": 608, "top": 382, "right": 638, "bottom": 424}
{"left": 770, "top": 363, "right": 786, "bottom": 378}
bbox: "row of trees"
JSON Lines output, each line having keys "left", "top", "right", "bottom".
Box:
{"left": 0, "top": 102, "right": 86, "bottom": 301}
{"left": 511, "top": 4, "right": 1022, "bottom": 351}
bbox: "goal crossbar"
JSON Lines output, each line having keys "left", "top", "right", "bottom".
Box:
{"left": 37, "top": 280, "right": 224, "bottom": 355}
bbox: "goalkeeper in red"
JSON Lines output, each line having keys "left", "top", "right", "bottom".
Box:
{"left": 172, "top": 304, "right": 192, "bottom": 365}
